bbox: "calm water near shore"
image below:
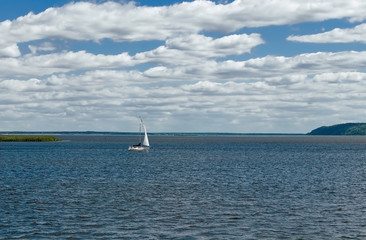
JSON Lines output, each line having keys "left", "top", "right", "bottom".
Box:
{"left": 1, "top": 134, "right": 366, "bottom": 239}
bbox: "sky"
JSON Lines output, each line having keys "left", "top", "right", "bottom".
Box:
{"left": 1, "top": 0, "right": 366, "bottom": 133}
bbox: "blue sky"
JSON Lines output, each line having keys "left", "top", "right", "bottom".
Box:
{"left": 1, "top": 0, "right": 366, "bottom": 133}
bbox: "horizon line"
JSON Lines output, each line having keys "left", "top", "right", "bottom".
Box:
{"left": 0, "top": 130, "right": 306, "bottom": 135}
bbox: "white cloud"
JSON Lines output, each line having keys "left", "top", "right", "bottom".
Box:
{"left": 5, "top": 42, "right": 366, "bottom": 82}
{"left": 137, "top": 51, "right": 366, "bottom": 84}
{"left": 209, "top": 51, "right": 366, "bottom": 79}
{"left": 0, "top": 33, "right": 263, "bottom": 78}
{"left": 28, "top": 42, "right": 56, "bottom": 54}
{"left": 1, "top": 0, "right": 366, "bottom": 57}
{"left": 165, "top": 33, "right": 264, "bottom": 57}
{"left": 2, "top": 56, "right": 366, "bottom": 132}
{"left": 288, "top": 23, "right": 366, "bottom": 43}
{"left": 2, "top": 0, "right": 366, "bottom": 132}
{"left": 0, "top": 51, "right": 135, "bottom": 78}
{"left": 136, "top": 33, "right": 264, "bottom": 67}
{"left": 0, "top": 43, "right": 20, "bottom": 57}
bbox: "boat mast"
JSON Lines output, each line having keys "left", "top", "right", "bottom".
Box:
{"left": 139, "top": 117, "right": 143, "bottom": 144}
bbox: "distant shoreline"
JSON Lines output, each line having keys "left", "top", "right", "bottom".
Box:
{"left": 0, "top": 135, "right": 61, "bottom": 142}
{"left": 0, "top": 131, "right": 305, "bottom": 136}
{"left": 307, "top": 123, "right": 366, "bottom": 135}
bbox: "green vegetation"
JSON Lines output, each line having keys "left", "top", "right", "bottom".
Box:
{"left": 0, "top": 135, "right": 61, "bottom": 142}
{"left": 307, "top": 123, "right": 366, "bottom": 135}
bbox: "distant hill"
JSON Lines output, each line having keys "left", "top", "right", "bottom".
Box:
{"left": 308, "top": 123, "right": 366, "bottom": 135}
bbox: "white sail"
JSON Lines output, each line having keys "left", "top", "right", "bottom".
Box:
{"left": 128, "top": 117, "right": 150, "bottom": 151}
{"left": 142, "top": 123, "right": 150, "bottom": 147}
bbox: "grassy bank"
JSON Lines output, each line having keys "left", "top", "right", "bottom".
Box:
{"left": 0, "top": 135, "right": 61, "bottom": 142}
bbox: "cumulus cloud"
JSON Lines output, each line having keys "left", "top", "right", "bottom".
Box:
{"left": 28, "top": 42, "right": 56, "bottom": 54}
{"left": 165, "top": 33, "right": 264, "bottom": 57}
{"left": 288, "top": 23, "right": 366, "bottom": 43}
{"left": 0, "top": 51, "right": 135, "bottom": 78}
{"left": 1, "top": 0, "right": 366, "bottom": 56}
{"left": 2, "top": 69, "right": 366, "bottom": 132}
{"left": 5, "top": 38, "right": 365, "bottom": 80}
{"left": 0, "top": 33, "right": 263, "bottom": 78}
{"left": 2, "top": 0, "right": 366, "bottom": 132}
{"left": 0, "top": 44, "right": 21, "bottom": 57}
{"left": 136, "top": 33, "right": 264, "bottom": 66}
{"left": 2, "top": 50, "right": 366, "bottom": 132}
{"left": 164, "top": 51, "right": 366, "bottom": 81}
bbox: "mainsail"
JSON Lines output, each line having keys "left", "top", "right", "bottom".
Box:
{"left": 141, "top": 121, "right": 150, "bottom": 147}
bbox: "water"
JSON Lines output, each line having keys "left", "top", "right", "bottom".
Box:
{"left": 1, "top": 135, "right": 366, "bottom": 239}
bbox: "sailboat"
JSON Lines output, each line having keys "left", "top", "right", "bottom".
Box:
{"left": 128, "top": 118, "right": 150, "bottom": 152}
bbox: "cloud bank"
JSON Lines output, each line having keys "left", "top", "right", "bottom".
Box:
{"left": 1, "top": 0, "right": 366, "bottom": 132}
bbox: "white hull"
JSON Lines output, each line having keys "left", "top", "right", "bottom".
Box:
{"left": 128, "top": 146, "right": 149, "bottom": 152}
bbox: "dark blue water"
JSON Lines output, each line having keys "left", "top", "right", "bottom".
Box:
{"left": 1, "top": 135, "right": 366, "bottom": 239}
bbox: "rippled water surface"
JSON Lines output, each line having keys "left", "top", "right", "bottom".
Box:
{"left": 1, "top": 135, "right": 366, "bottom": 239}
